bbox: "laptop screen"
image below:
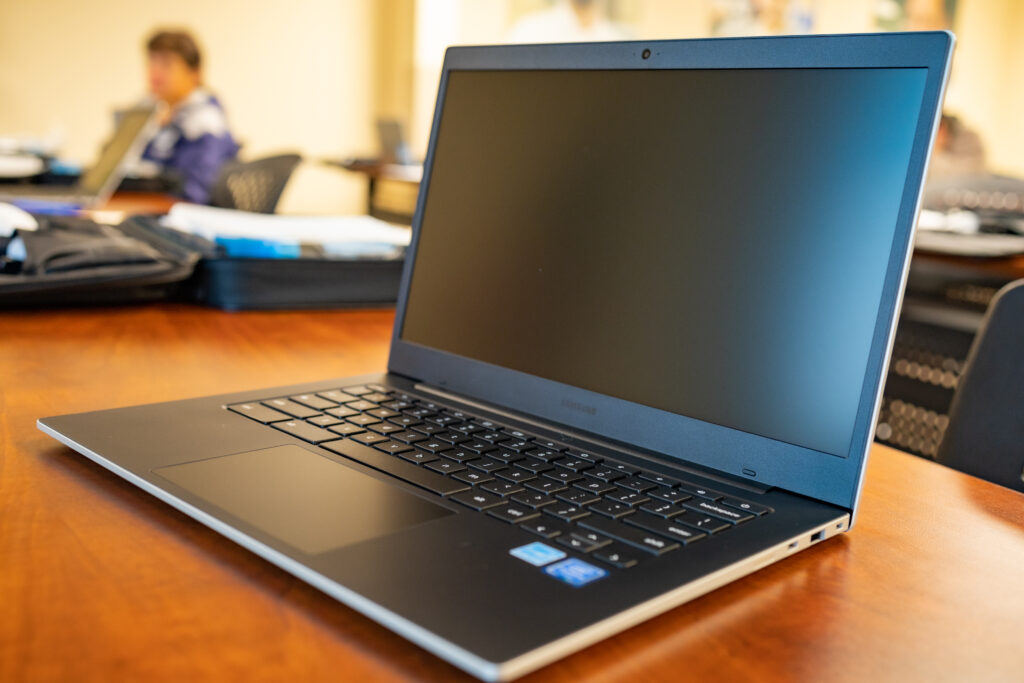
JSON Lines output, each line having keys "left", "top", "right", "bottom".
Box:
{"left": 401, "top": 67, "right": 927, "bottom": 458}
{"left": 79, "top": 107, "right": 153, "bottom": 194}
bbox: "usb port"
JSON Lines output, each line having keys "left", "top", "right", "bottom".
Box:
{"left": 811, "top": 529, "right": 826, "bottom": 543}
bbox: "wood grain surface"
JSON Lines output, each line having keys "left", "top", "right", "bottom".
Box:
{"left": 2, "top": 304, "right": 1023, "bottom": 682}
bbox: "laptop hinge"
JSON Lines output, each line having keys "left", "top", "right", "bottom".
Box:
{"left": 414, "top": 382, "right": 770, "bottom": 495}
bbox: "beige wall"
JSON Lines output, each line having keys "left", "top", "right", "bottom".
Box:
{"left": 0, "top": 0, "right": 375, "bottom": 214}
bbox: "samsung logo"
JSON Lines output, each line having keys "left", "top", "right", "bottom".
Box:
{"left": 561, "top": 398, "right": 597, "bottom": 416}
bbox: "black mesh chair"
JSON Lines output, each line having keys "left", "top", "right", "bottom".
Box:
{"left": 209, "top": 153, "right": 302, "bottom": 213}
{"left": 936, "top": 279, "right": 1024, "bottom": 493}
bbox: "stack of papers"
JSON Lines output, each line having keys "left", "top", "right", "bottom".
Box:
{"left": 162, "top": 203, "right": 411, "bottom": 259}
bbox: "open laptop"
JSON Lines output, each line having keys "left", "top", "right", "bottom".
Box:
{"left": 0, "top": 105, "right": 156, "bottom": 209}
{"left": 39, "top": 32, "right": 953, "bottom": 681}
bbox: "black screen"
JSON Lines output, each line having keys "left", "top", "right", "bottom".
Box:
{"left": 401, "top": 68, "right": 926, "bottom": 457}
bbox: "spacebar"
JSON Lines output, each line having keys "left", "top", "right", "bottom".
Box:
{"left": 320, "top": 439, "right": 469, "bottom": 497}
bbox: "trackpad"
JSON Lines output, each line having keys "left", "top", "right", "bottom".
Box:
{"left": 154, "top": 445, "right": 453, "bottom": 555}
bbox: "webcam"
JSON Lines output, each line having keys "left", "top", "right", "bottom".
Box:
{"left": 642, "top": 48, "right": 651, "bottom": 59}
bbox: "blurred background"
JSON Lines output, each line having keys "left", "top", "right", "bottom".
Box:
{"left": 1, "top": 0, "right": 1021, "bottom": 215}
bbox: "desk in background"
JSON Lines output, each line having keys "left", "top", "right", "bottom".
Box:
{"left": 2, "top": 304, "right": 1022, "bottom": 682}
{"left": 324, "top": 159, "right": 422, "bottom": 225}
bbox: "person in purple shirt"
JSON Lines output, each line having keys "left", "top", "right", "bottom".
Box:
{"left": 138, "top": 30, "right": 239, "bottom": 204}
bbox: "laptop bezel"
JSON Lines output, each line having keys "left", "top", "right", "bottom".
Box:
{"left": 386, "top": 32, "right": 953, "bottom": 511}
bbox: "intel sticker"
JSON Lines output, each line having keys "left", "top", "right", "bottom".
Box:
{"left": 510, "top": 542, "right": 566, "bottom": 567}
{"left": 544, "top": 558, "right": 608, "bottom": 587}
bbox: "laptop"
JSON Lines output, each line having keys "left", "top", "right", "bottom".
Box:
{"left": 0, "top": 105, "right": 156, "bottom": 209}
{"left": 39, "top": 32, "right": 953, "bottom": 681}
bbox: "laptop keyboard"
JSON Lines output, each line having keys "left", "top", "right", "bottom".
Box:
{"left": 228, "top": 383, "right": 772, "bottom": 570}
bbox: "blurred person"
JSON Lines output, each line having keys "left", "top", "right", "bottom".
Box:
{"left": 506, "top": 0, "right": 628, "bottom": 43}
{"left": 929, "top": 113, "right": 987, "bottom": 178}
{"left": 137, "top": 29, "right": 239, "bottom": 204}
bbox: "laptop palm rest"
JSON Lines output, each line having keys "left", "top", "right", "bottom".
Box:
{"left": 153, "top": 445, "right": 453, "bottom": 555}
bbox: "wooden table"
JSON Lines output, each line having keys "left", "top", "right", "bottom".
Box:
{"left": 2, "top": 305, "right": 1023, "bottom": 682}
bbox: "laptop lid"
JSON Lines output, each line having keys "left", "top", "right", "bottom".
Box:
{"left": 387, "top": 32, "right": 953, "bottom": 512}
{"left": 76, "top": 105, "right": 157, "bottom": 204}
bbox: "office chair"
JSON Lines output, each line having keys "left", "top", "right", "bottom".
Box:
{"left": 209, "top": 153, "right": 302, "bottom": 213}
{"left": 935, "top": 278, "right": 1024, "bottom": 493}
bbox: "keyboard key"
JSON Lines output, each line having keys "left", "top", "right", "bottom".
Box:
{"left": 351, "top": 432, "right": 390, "bottom": 446}
{"left": 616, "top": 476, "right": 657, "bottom": 493}
{"left": 391, "top": 430, "right": 428, "bottom": 444}
{"left": 426, "top": 414, "right": 461, "bottom": 427}
{"left": 488, "top": 504, "right": 540, "bottom": 524}
{"left": 272, "top": 420, "right": 339, "bottom": 444}
{"left": 362, "top": 392, "right": 392, "bottom": 404}
{"left": 290, "top": 393, "right": 337, "bottom": 410}
{"left": 411, "top": 423, "right": 444, "bottom": 436}
{"left": 462, "top": 441, "right": 497, "bottom": 454}
{"left": 521, "top": 518, "right": 570, "bottom": 539}
{"left": 346, "top": 415, "right": 380, "bottom": 427}
{"left": 721, "top": 497, "right": 773, "bottom": 516}
{"left": 683, "top": 500, "right": 755, "bottom": 524}
{"left": 440, "top": 448, "right": 478, "bottom": 463}
{"left": 625, "top": 512, "right": 707, "bottom": 545}
{"left": 678, "top": 483, "right": 727, "bottom": 501}
{"left": 501, "top": 429, "right": 532, "bottom": 440}
{"left": 481, "top": 481, "right": 523, "bottom": 497}
{"left": 415, "top": 440, "right": 449, "bottom": 454}
{"left": 344, "top": 399, "right": 378, "bottom": 411}
{"left": 321, "top": 439, "right": 470, "bottom": 496}
{"left": 571, "top": 529, "right": 613, "bottom": 549}
{"left": 511, "top": 491, "right": 557, "bottom": 509}
{"left": 515, "top": 457, "right": 553, "bottom": 474}
{"left": 375, "top": 441, "right": 413, "bottom": 455}
{"left": 605, "top": 489, "right": 650, "bottom": 507}
{"left": 495, "top": 468, "right": 535, "bottom": 484}
{"left": 452, "top": 491, "right": 507, "bottom": 511}
{"left": 328, "top": 423, "right": 365, "bottom": 437}
{"left": 638, "top": 472, "right": 682, "bottom": 488}
{"left": 578, "top": 515, "right": 679, "bottom": 555}
{"left": 543, "top": 503, "right": 590, "bottom": 522}
{"left": 368, "top": 407, "right": 400, "bottom": 419}
{"left": 317, "top": 390, "right": 357, "bottom": 403}
{"left": 533, "top": 439, "right": 569, "bottom": 451}
{"left": 544, "top": 469, "right": 583, "bottom": 485}
{"left": 366, "top": 383, "right": 391, "bottom": 393}
{"left": 524, "top": 479, "right": 567, "bottom": 495}
{"left": 675, "top": 512, "right": 730, "bottom": 535}
{"left": 452, "top": 470, "right": 493, "bottom": 486}
{"left": 574, "top": 477, "right": 617, "bottom": 495}
{"left": 490, "top": 449, "right": 525, "bottom": 464}
{"left": 554, "top": 457, "right": 594, "bottom": 472}
{"left": 605, "top": 462, "right": 639, "bottom": 476}
{"left": 468, "top": 457, "right": 506, "bottom": 474}
{"left": 474, "top": 430, "right": 506, "bottom": 444}
{"left": 500, "top": 440, "right": 533, "bottom": 453}
{"left": 398, "top": 450, "right": 439, "bottom": 465}
{"left": 325, "top": 406, "right": 359, "bottom": 418}
{"left": 556, "top": 535, "right": 604, "bottom": 553}
{"left": 387, "top": 415, "right": 420, "bottom": 427}
{"left": 381, "top": 400, "right": 413, "bottom": 411}
{"left": 527, "top": 448, "right": 563, "bottom": 461}
{"left": 228, "top": 402, "right": 291, "bottom": 424}
{"left": 424, "top": 459, "right": 466, "bottom": 475}
{"left": 451, "top": 423, "right": 484, "bottom": 435}
{"left": 366, "top": 422, "right": 403, "bottom": 435}
{"left": 555, "top": 489, "right": 601, "bottom": 506}
{"left": 648, "top": 487, "right": 691, "bottom": 504}
{"left": 262, "top": 398, "right": 321, "bottom": 419}
{"left": 341, "top": 385, "right": 372, "bottom": 395}
{"left": 563, "top": 448, "right": 603, "bottom": 463}
{"left": 585, "top": 466, "right": 626, "bottom": 483}
{"left": 639, "top": 500, "right": 683, "bottom": 518}
{"left": 435, "top": 431, "right": 470, "bottom": 444}
{"left": 592, "top": 544, "right": 641, "bottom": 568}
{"left": 307, "top": 414, "right": 343, "bottom": 427}
{"left": 589, "top": 499, "right": 634, "bottom": 519}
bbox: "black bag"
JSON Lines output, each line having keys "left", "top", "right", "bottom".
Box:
{"left": 0, "top": 215, "right": 404, "bottom": 310}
